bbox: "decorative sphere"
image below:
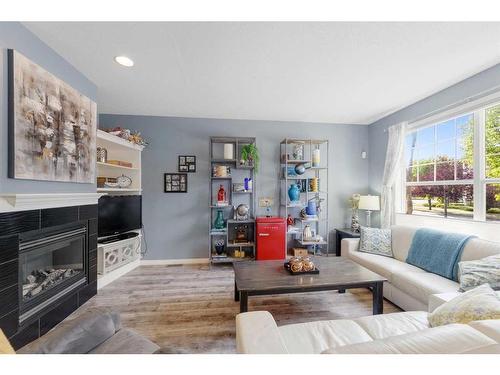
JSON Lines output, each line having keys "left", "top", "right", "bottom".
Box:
{"left": 294, "top": 163, "right": 306, "bottom": 175}
{"left": 236, "top": 204, "right": 249, "bottom": 217}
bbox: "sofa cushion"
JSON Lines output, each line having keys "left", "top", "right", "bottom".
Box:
{"left": 353, "top": 311, "right": 430, "bottom": 340}
{"left": 17, "top": 308, "right": 121, "bottom": 354}
{"left": 322, "top": 324, "right": 496, "bottom": 354}
{"left": 278, "top": 319, "right": 372, "bottom": 354}
{"left": 458, "top": 254, "right": 500, "bottom": 291}
{"left": 460, "top": 238, "right": 500, "bottom": 263}
{"left": 467, "top": 319, "right": 500, "bottom": 342}
{"left": 459, "top": 344, "right": 500, "bottom": 354}
{"left": 428, "top": 284, "right": 500, "bottom": 327}
{"left": 358, "top": 227, "right": 393, "bottom": 257}
{"left": 349, "top": 250, "right": 426, "bottom": 283}
{"left": 391, "top": 225, "right": 417, "bottom": 262}
{"left": 89, "top": 328, "right": 160, "bottom": 354}
{"left": 391, "top": 270, "right": 459, "bottom": 304}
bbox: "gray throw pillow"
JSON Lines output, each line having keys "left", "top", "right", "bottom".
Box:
{"left": 358, "top": 227, "right": 393, "bottom": 257}
{"left": 458, "top": 254, "right": 500, "bottom": 292}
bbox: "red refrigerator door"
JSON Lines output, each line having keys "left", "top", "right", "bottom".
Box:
{"left": 256, "top": 217, "right": 286, "bottom": 260}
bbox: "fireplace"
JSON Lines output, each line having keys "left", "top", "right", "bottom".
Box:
{"left": 0, "top": 203, "right": 98, "bottom": 350}
{"left": 19, "top": 225, "right": 87, "bottom": 324}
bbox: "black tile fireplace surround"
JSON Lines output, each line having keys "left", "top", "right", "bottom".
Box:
{"left": 0, "top": 204, "right": 98, "bottom": 350}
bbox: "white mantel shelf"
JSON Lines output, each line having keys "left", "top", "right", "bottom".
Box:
{"left": 0, "top": 193, "right": 105, "bottom": 213}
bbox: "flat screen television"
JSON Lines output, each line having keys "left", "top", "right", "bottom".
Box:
{"left": 98, "top": 195, "right": 142, "bottom": 237}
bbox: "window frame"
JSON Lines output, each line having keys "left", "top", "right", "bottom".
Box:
{"left": 399, "top": 91, "right": 500, "bottom": 223}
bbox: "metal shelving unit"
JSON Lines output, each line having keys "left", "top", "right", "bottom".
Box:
{"left": 279, "top": 139, "right": 329, "bottom": 256}
{"left": 209, "top": 137, "right": 257, "bottom": 264}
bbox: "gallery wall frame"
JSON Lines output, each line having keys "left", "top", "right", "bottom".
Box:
{"left": 178, "top": 155, "right": 196, "bottom": 173}
{"left": 8, "top": 49, "right": 97, "bottom": 183}
{"left": 164, "top": 173, "right": 188, "bottom": 193}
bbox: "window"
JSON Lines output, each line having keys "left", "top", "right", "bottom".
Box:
{"left": 402, "top": 100, "right": 500, "bottom": 222}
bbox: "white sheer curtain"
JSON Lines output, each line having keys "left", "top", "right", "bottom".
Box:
{"left": 380, "top": 122, "right": 407, "bottom": 229}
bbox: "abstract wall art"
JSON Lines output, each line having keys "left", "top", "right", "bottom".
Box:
{"left": 8, "top": 50, "right": 97, "bottom": 183}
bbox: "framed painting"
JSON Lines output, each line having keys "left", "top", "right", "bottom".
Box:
{"left": 178, "top": 155, "right": 196, "bottom": 173}
{"left": 164, "top": 173, "right": 188, "bottom": 193}
{"left": 8, "top": 49, "right": 97, "bottom": 183}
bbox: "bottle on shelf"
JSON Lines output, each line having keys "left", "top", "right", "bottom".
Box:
{"left": 217, "top": 184, "right": 227, "bottom": 205}
{"left": 312, "top": 145, "right": 321, "bottom": 167}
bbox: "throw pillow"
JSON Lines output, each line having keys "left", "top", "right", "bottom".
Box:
{"left": 458, "top": 254, "right": 500, "bottom": 292}
{"left": 428, "top": 284, "right": 500, "bottom": 327}
{"left": 0, "top": 329, "right": 15, "bottom": 354}
{"left": 358, "top": 226, "right": 393, "bottom": 257}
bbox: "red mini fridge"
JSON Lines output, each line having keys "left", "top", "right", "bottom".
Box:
{"left": 256, "top": 217, "right": 286, "bottom": 260}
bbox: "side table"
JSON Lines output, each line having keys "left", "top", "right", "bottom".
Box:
{"left": 335, "top": 228, "right": 360, "bottom": 256}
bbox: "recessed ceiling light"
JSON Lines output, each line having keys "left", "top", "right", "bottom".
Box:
{"left": 114, "top": 56, "right": 134, "bottom": 67}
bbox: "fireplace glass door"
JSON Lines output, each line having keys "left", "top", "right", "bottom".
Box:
{"left": 20, "top": 228, "right": 86, "bottom": 303}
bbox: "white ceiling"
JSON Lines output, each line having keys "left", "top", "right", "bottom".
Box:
{"left": 24, "top": 22, "right": 500, "bottom": 124}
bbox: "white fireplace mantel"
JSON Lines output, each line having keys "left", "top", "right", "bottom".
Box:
{"left": 0, "top": 193, "right": 105, "bottom": 213}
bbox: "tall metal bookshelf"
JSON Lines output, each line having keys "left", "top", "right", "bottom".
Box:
{"left": 279, "top": 139, "right": 329, "bottom": 256}
{"left": 209, "top": 137, "right": 257, "bottom": 264}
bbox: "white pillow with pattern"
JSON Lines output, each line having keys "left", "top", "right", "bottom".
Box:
{"left": 358, "top": 226, "right": 393, "bottom": 257}
{"left": 428, "top": 284, "right": 500, "bottom": 327}
{"left": 458, "top": 254, "right": 500, "bottom": 292}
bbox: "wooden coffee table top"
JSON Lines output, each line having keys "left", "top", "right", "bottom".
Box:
{"left": 233, "top": 257, "right": 387, "bottom": 292}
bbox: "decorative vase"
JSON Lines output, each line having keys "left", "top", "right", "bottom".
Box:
{"left": 312, "top": 145, "right": 320, "bottom": 167}
{"left": 288, "top": 183, "right": 301, "bottom": 202}
{"left": 214, "top": 239, "right": 225, "bottom": 255}
{"left": 303, "top": 224, "right": 313, "bottom": 240}
{"left": 306, "top": 199, "right": 317, "bottom": 216}
{"left": 96, "top": 147, "right": 107, "bottom": 163}
{"left": 351, "top": 209, "right": 360, "bottom": 233}
{"left": 292, "top": 143, "right": 304, "bottom": 160}
{"left": 214, "top": 209, "right": 225, "bottom": 229}
{"left": 309, "top": 177, "right": 319, "bottom": 192}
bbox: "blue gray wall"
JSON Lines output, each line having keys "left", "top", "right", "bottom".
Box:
{"left": 368, "top": 62, "right": 500, "bottom": 226}
{"left": 100, "top": 114, "right": 370, "bottom": 260}
{"left": 0, "top": 22, "right": 97, "bottom": 193}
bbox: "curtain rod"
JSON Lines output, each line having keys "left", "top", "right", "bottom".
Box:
{"left": 383, "top": 84, "right": 500, "bottom": 133}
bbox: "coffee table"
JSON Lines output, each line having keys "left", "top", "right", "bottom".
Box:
{"left": 233, "top": 257, "right": 387, "bottom": 314}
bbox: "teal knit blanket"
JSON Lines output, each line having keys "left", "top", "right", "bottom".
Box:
{"left": 406, "top": 228, "right": 475, "bottom": 281}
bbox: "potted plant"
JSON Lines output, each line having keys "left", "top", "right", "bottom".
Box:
{"left": 240, "top": 143, "right": 260, "bottom": 172}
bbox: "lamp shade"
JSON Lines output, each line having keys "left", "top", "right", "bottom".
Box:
{"left": 358, "top": 195, "right": 380, "bottom": 211}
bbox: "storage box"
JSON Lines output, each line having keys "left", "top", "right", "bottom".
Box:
{"left": 293, "top": 248, "right": 309, "bottom": 257}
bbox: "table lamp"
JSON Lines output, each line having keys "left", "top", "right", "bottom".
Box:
{"left": 358, "top": 195, "right": 380, "bottom": 227}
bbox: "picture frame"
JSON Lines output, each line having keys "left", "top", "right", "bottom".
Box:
{"left": 178, "top": 155, "right": 196, "bottom": 173}
{"left": 8, "top": 49, "right": 97, "bottom": 183}
{"left": 164, "top": 173, "right": 188, "bottom": 193}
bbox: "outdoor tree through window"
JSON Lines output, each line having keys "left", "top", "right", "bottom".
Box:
{"left": 403, "top": 102, "right": 500, "bottom": 222}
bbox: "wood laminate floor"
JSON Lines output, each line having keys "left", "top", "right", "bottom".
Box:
{"left": 72, "top": 264, "right": 401, "bottom": 353}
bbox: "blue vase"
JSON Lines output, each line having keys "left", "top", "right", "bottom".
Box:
{"left": 288, "top": 183, "right": 300, "bottom": 202}
{"left": 306, "top": 200, "right": 317, "bottom": 216}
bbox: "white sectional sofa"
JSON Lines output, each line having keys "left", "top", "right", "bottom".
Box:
{"left": 341, "top": 225, "right": 500, "bottom": 311}
{"left": 236, "top": 310, "right": 500, "bottom": 354}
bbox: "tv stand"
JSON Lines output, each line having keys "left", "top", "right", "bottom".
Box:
{"left": 97, "top": 230, "right": 142, "bottom": 290}
{"left": 98, "top": 231, "right": 139, "bottom": 244}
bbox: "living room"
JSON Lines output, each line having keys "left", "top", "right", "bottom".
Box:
{"left": 1, "top": 1, "right": 500, "bottom": 373}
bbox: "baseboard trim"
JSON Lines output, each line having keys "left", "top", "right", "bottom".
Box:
{"left": 141, "top": 258, "right": 210, "bottom": 266}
